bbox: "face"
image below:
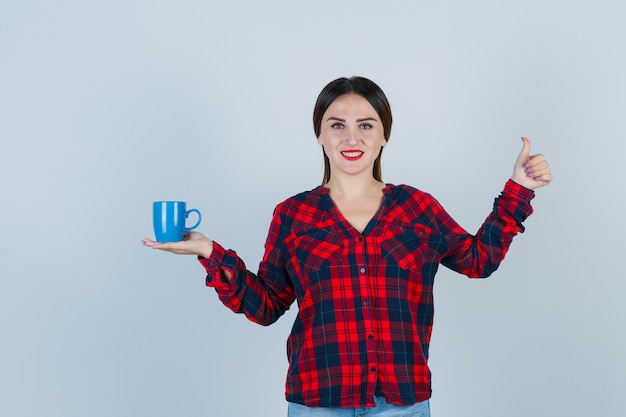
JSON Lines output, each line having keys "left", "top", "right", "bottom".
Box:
{"left": 317, "top": 94, "right": 387, "bottom": 181}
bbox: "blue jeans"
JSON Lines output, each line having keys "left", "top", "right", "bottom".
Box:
{"left": 287, "top": 396, "right": 430, "bottom": 417}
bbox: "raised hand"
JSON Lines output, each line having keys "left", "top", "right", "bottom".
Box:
{"left": 511, "top": 137, "right": 552, "bottom": 190}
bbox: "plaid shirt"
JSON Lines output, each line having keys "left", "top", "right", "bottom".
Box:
{"left": 200, "top": 179, "right": 534, "bottom": 408}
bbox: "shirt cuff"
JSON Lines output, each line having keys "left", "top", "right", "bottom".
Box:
{"left": 499, "top": 179, "right": 535, "bottom": 232}
{"left": 198, "top": 241, "right": 237, "bottom": 289}
{"left": 505, "top": 178, "right": 535, "bottom": 202}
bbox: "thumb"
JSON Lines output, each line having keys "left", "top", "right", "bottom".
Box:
{"left": 515, "top": 136, "right": 532, "bottom": 167}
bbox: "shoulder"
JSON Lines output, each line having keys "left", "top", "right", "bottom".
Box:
{"left": 385, "top": 183, "right": 445, "bottom": 224}
{"left": 276, "top": 186, "right": 325, "bottom": 209}
{"left": 387, "top": 183, "right": 437, "bottom": 205}
{"left": 272, "top": 186, "right": 330, "bottom": 224}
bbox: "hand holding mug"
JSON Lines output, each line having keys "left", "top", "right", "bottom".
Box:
{"left": 143, "top": 201, "right": 213, "bottom": 258}
{"left": 142, "top": 231, "right": 214, "bottom": 258}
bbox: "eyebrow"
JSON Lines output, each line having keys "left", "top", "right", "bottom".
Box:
{"left": 326, "top": 117, "right": 379, "bottom": 123}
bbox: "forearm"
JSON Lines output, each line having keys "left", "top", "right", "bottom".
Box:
{"left": 199, "top": 241, "right": 294, "bottom": 325}
{"left": 441, "top": 180, "right": 534, "bottom": 277}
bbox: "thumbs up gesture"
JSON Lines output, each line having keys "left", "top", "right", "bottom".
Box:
{"left": 511, "top": 137, "right": 552, "bottom": 190}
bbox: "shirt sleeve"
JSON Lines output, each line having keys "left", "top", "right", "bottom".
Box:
{"left": 197, "top": 206, "right": 296, "bottom": 325}
{"left": 439, "top": 179, "right": 535, "bottom": 278}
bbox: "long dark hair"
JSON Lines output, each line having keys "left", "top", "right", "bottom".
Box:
{"left": 313, "top": 76, "right": 393, "bottom": 185}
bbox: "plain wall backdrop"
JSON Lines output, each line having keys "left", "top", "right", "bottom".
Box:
{"left": 1, "top": 0, "right": 624, "bottom": 416}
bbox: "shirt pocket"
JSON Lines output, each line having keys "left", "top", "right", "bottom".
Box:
{"left": 378, "top": 221, "right": 441, "bottom": 272}
{"left": 291, "top": 225, "right": 344, "bottom": 274}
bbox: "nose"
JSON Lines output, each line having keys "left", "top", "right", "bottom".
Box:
{"left": 344, "top": 127, "right": 359, "bottom": 144}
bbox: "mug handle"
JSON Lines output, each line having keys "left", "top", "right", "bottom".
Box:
{"left": 184, "top": 208, "right": 202, "bottom": 233}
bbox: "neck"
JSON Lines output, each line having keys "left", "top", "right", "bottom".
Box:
{"left": 324, "top": 173, "right": 385, "bottom": 199}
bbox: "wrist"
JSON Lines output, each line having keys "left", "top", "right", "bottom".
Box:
{"left": 199, "top": 239, "right": 214, "bottom": 259}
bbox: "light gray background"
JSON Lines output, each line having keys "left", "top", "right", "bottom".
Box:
{"left": 1, "top": 0, "right": 624, "bottom": 416}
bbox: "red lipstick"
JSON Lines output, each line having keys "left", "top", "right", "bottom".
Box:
{"left": 341, "top": 150, "right": 364, "bottom": 161}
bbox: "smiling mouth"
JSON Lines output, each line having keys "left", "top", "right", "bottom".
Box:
{"left": 341, "top": 150, "right": 364, "bottom": 160}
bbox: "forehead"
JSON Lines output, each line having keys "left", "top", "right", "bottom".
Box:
{"left": 325, "top": 93, "right": 378, "bottom": 117}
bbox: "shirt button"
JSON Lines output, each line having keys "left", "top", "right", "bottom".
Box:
{"left": 364, "top": 301, "right": 370, "bottom": 307}
{"left": 368, "top": 334, "right": 374, "bottom": 340}
{"left": 370, "top": 367, "right": 376, "bottom": 372}
{"left": 360, "top": 267, "right": 366, "bottom": 273}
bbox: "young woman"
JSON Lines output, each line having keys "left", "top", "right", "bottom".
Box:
{"left": 143, "top": 76, "right": 552, "bottom": 416}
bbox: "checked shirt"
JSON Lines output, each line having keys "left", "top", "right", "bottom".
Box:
{"left": 199, "top": 179, "right": 534, "bottom": 408}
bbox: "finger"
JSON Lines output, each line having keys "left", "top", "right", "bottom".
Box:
{"left": 530, "top": 164, "right": 553, "bottom": 181}
{"left": 527, "top": 159, "right": 548, "bottom": 173}
{"left": 530, "top": 166, "right": 550, "bottom": 177}
{"left": 526, "top": 153, "right": 546, "bottom": 166}
{"left": 142, "top": 238, "right": 159, "bottom": 248}
{"left": 533, "top": 173, "right": 553, "bottom": 186}
{"left": 516, "top": 136, "right": 532, "bottom": 167}
{"left": 525, "top": 156, "right": 550, "bottom": 179}
{"left": 153, "top": 241, "right": 183, "bottom": 250}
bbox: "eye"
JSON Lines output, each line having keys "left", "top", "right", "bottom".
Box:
{"left": 331, "top": 123, "right": 344, "bottom": 129}
{"left": 360, "top": 123, "right": 373, "bottom": 130}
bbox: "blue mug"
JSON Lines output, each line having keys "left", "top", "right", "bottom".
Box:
{"left": 152, "top": 201, "right": 202, "bottom": 242}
